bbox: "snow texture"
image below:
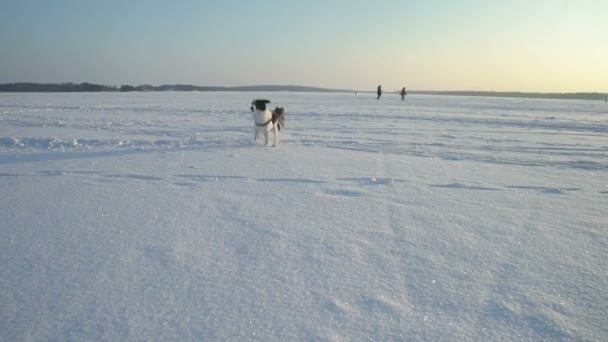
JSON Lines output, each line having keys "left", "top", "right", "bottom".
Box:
{"left": 1, "top": 92, "right": 607, "bottom": 341}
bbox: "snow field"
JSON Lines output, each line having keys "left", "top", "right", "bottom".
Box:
{"left": 1, "top": 92, "right": 607, "bottom": 340}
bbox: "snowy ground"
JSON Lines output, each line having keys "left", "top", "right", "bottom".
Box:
{"left": 1, "top": 92, "right": 607, "bottom": 341}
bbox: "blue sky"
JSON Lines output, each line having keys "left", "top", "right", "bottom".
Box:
{"left": 1, "top": 0, "right": 607, "bottom": 91}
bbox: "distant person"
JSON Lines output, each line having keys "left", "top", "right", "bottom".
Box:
{"left": 377, "top": 85, "right": 382, "bottom": 100}
{"left": 355, "top": 91, "right": 357, "bottom": 96}
{"left": 400, "top": 87, "right": 407, "bottom": 101}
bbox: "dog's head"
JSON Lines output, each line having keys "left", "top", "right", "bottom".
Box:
{"left": 273, "top": 107, "right": 284, "bottom": 115}
{"left": 251, "top": 99, "right": 271, "bottom": 112}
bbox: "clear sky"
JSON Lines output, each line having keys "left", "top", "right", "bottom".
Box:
{"left": 1, "top": 0, "right": 606, "bottom": 92}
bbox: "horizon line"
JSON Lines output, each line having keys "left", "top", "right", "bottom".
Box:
{"left": 1, "top": 81, "right": 607, "bottom": 95}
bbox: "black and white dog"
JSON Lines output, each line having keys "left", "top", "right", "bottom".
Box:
{"left": 250, "top": 99, "right": 285, "bottom": 146}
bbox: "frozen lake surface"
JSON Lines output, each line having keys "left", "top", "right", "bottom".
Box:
{"left": 1, "top": 92, "right": 607, "bottom": 340}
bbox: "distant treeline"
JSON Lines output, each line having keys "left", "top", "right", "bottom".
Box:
{"left": 0, "top": 82, "right": 350, "bottom": 93}
{"left": 1, "top": 82, "right": 606, "bottom": 101}
{"left": 0, "top": 82, "right": 118, "bottom": 92}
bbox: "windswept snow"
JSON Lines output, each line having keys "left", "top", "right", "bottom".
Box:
{"left": 1, "top": 92, "right": 607, "bottom": 340}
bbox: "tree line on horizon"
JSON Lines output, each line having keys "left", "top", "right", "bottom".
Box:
{"left": 0, "top": 82, "right": 347, "bottom": 93}
{"left": 0, "top": 82, "right": 209, "bottom": 92}
{"left": 0, "top": 82, "right": 119, "bottom": 92}
{"left": 0, "top": 82, "right": 606, "bottom": 101}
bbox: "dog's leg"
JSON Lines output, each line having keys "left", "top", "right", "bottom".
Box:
{"left": 273, "top": 125, "right": 278, "bottom": 146}
{"left": 264, "top": 130, "right": 269, "bottom": 146}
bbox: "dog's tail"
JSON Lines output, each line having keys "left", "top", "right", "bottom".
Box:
{"left": 276, "top": 112, "right": 285, "bottom": 131}
{"left": 272, "top": 108, "right": 286, "bottom": 131}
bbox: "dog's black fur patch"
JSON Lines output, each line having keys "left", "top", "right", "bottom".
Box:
{"left": 251, "top": 99, "right": 271, "bottom": 112}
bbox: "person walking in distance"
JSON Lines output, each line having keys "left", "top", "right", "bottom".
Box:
{"left": 400, "top": 87, "right": 407, "bottom": 101}
{"left": 377, "top": 85, "right": 382, "bottom": 100}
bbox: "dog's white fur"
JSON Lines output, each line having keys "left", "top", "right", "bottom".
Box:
{"left": 253, "top": 108, "right": 280, "bottom": 146}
